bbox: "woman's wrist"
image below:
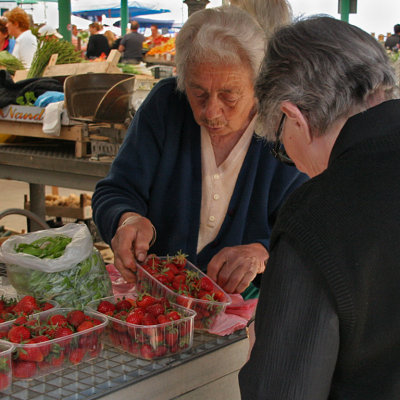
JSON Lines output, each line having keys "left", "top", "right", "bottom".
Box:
{"left": 120, "top": 214, "right": 157, "bottom": 247}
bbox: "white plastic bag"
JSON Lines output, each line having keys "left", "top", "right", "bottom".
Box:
{"left": 0, "top": 223, "right": 92, "bottom": 273}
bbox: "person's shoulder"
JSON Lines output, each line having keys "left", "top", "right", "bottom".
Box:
{"left": 140, "top": 77, "right": 187, "bottom": 112}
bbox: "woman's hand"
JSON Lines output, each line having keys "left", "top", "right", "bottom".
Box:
{"left": 111, "top": 212, "right": 155, "bottom": 283}
{"left": 207, "top": 243, "right": 268, "bottom": 294}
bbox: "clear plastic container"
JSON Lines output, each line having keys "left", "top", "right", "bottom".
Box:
{"left": 86, "top": 293, "right": 196, "bottom": 360}
{"left": 136, "top": 258, "right": 231, "bottom": 330}
{"left": 0, "top": 339, "right": 13, "bottom": 392}
{"left": 4, "top": 308, "right": 108, "bottom": 380}
{"left": 0, "top": 298, "right": 59, "bottom": 336}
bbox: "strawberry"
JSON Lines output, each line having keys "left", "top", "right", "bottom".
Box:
{"left": 213, "top": 289, "right": 226, "bottom": 302}
{"left": 48, "top": 314, "right": 68, "bottom": 327}
{"left": 141, "top": 313, "right": 157, "bottom": 325}
{"left": 8, "top": 325, "right": 31, "bottom": 343}
{"left": 164, "top": 262, "right": 179, "bottom": 275}
{"left": 67, "top": 310, "right": 86, "bottom": 328}
{"left": 47, "top": 351, "right": 65, "bottom": 367}
{"left": 12, "top": 360, "right": 37, "bottom": 379}
{"left": 156, "top": 314, "right": 169, "bottom": 324}
{"left": 13, "top": 315, "right": 28, "bottom": 325}
{"left": 115, "top": 298, "right": 132, "bottom": 312}
{"left": 0, "top": 372, "right": 10, "bottom": 390}
{"left": 200, "top": 277, "right": 214, "bottom": 292}
{"left": 153, "top": 345, "right": 168, "bottom": 358}
{"left": 13, "top": 296, "right": 38, "bottom": 314}
{"left": 54, "top": 326, "right": 74, "bottom": 346}
{"left": 136, "top": 294, "right": 157, "bottom": 308}
{"left": 77, "top": 320, "right": 95, "bottom": 332}
{"left": 172, "top": 251, "right": 188, "bottom": 269}
{"left": 41, "top": 302, "right": 55, "bottom": 311}
{"left": 126, "top": 311, "right": 143, "bottom": 325}
{"left": 166, "top": 311, "right": 181, "bottom": 321}
{"left": 145, "top": 303, "right": 165, "bottom": 318}
{"left": 97, "top": 300, "right": 115, "bottom": 315}
{"left": 18, "top": 342, "right": 44, "bottom": 362}
{"left": 176, "top": 294, "right": 193, "bottom": 308}
{"left": 69, "top": 348, "right": 86, "bottom": 365}
{"left": 165, "top": 328, "right": 178, "bottom": 347}
{"left": 29, "top": 335, "right": 51, "bottom": 357}
{"left": 140, "top": 344, "right": 155, "bottom": 360}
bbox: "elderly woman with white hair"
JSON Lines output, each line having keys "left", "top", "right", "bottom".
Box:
{"left": 92, "top": 4, "right": 307, "bottom": 298}
{"left": 240, "top": 16, "right": 400, "bottom": 400}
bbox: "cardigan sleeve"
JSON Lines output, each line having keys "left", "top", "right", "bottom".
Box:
{"left": 91, "top": 100, "right": 165, "bottom": 244}
{"left": 239, "top": 237, "right": 339, "bottom": 399}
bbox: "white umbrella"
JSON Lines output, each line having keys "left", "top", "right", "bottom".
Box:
{"left": 71, "top": 15, "right": 92, "bottom": 30}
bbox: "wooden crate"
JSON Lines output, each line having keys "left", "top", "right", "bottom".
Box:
{"left": 42, "top": 50, "right": 122, "bottom": 77}
{"left": 24, "top": 193, "right": 92, "bottom": 220}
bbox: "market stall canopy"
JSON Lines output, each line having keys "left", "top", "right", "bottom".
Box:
{"left": 71, "top": 0, "right": 170, "bottom": 19}
{"left": 110, "top": 15, "right": 176, "bottom": 29}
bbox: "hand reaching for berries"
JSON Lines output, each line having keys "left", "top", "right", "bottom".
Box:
{"left": 111, "top": 212, "right": 156, "bottom": 283}
{"left": 207, "top": 243, "right": 269, "bottom": 294}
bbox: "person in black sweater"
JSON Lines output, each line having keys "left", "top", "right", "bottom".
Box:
{"left": 385, "top": 23, "right": 400, "bottom": 50}
{"left": 239, "top": 16, "right": 400, "bottom": 400}
{"left": 86, "top": 22, "right": 110, "bottom": 59}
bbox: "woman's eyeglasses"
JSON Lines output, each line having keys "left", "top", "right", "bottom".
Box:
{"left": 270, "top": 114, "right": 295, "bottom": 166}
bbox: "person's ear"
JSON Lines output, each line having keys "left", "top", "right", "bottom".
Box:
{"left": 280, "top": 101, "right": 312, "bottom": 144}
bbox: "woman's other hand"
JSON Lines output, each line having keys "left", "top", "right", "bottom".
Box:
{"left": 207, "top": 243, "right": 268, "bottom": 293}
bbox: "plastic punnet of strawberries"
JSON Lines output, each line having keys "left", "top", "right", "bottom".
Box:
{"left": 136, "top": 252, "right": 230, "bottom": 330}
{"left": 0, "top": 295, "right": 55, "bottom": 325}
{"left": 92, "top": 293, "right": 195, "bottom": 360}
{"left": 0, "top": 308, "right": 106, "bottom": 380}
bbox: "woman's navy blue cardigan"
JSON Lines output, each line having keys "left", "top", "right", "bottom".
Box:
{"left": 92, "top": 77, "right": 308, "bottom": 273}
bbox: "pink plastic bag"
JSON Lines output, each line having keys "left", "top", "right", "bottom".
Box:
{"left": 207, "top": 294, "right": 257, "bottom": 336}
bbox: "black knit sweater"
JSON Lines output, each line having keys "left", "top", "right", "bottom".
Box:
{"left": 268, "top": 100, "right": 400, "bottom": 398}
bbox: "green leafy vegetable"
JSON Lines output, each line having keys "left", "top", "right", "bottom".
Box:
{"left": 14, "top": 235, "right": 72, "bottom": 258}
{"left": 16, "top": 91, "right": 37, "bottom": 106}
{"left": 0, "top": 51, "right": 25, "bottom": 75}
{"left": 27, "top": 37, "right": 83, "bottom": 79}
{"left": 8, "top": 248, "right": 113, "bottom": 308}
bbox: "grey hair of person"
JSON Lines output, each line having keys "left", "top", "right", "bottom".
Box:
{"left": 255, "top": 16, "right": 398, "bottom": 141}
{"left": 229, "top": 0, "right": 292, "bottom": 38}
{"left": 175, "top": 6, "right": 265, "bottom": 92}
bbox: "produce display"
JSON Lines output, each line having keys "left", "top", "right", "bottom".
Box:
{"left": 136, "top": 252, "right": 231, "bottom": 330}
{"left": 27, "top": 37, "right": 83, "bottom": 78}
{"left": 146, "top": 37, "right": 175, "bottom": 56}
{"left": 7, "top": 248, "right": 112, "bottom": 307}
{"left": 0, "top": 295, "right": 56, "bottom": 324}
{"left": 0, "top": 51, "right": 25, "bottom": 75}
{"left": 0, "top": 308, "right": 107, "bottom": 380}
{"left": 0, "top": 340, "right": 13, "bottom": 391}
{"left": 87, "top": 293, "right": 195, "bottom": 360}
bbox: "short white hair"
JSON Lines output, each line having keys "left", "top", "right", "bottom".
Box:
{"left": 175, "top": 6, "right": 265, "bottom": 91}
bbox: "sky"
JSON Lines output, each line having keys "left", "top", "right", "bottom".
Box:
{"left": 164, "top": 0, "right": 400, "bottom": 37}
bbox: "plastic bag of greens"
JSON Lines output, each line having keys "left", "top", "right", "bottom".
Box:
{"left": 0, "top": 223, "right": 112, "bottom": 307}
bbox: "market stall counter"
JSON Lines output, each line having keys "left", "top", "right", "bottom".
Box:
{"left": 3, "top": 329, "right": 247, "bottom": 400}
{"left": 0, "top": 277, "right": 248, "bottom": 400}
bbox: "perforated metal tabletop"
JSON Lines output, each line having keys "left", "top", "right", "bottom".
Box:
{"left": 2, "top": 330, "right": 247, "bottom": 400}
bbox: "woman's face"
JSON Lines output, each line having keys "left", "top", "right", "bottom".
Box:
{"left": 185, "top": 62, "right": 256, "bottom": 137}
{"left": 6, "top": 20, "right": 18, "bottom": 37}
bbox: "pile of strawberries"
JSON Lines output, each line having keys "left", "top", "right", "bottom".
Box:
{"left": 0, "top": 295, "right": 55, "bottom": 324}
{"left": 95, "top": 294, "right": 193, "bottom": 360}
{"left": 0, "top": 309, "right": 105, "bottom": 379}
{"left": 137, "top": 252, "right": 229, "bottom": 329}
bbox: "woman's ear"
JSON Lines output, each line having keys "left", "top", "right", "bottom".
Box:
{"left": 280, "top": 101, "right": 312, "bottom": 144}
